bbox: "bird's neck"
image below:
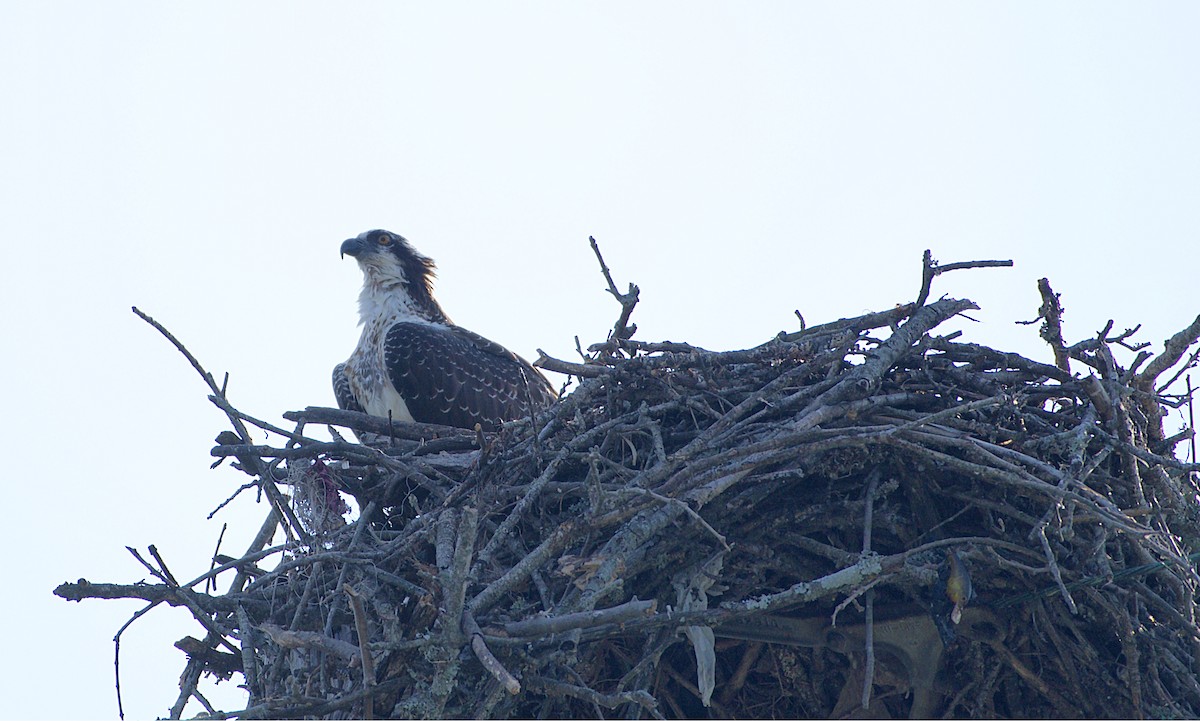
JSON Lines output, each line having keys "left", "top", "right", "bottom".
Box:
{"left": 357, "top": 277, "right": 450, "bottom": 327}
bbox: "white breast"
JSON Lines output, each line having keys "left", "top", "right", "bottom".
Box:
{"left": 345, "top": 311, "right": 424, "bottom": 424}
{"left": 346, "top": 270, "right": 447, "bottom": 424}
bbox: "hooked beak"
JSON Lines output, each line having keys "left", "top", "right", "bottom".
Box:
{"left": 340, "top": 237, "right": 369, "bottom": 259}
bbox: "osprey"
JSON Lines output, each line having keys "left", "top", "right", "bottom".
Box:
{"left": 334, "top": 229, "right": 557, "bottom": 432}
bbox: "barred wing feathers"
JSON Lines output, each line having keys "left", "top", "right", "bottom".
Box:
{"left": 383, "top": 322, "right": 556, "bottom": 431}
{"left": 332, "top": 362, "right": 365, "bottom": 414}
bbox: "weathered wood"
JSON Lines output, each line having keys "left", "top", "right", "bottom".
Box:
{"left": 58, "top": 252, "right": 1200, "bottom": 719}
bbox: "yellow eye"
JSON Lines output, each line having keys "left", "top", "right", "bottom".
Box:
{"left": 377, "top": 233, "right": 392, "bottom": 246}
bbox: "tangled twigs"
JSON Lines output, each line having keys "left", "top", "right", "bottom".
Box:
{"left": 57, "top": 254, "right": 1200, "bottom": 719}
{"left": 131, "top": 307, "right": 311, "bottom": 545}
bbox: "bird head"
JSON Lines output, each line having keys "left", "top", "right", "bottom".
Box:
{"left": 341, "top": 229, "right": 447, "bottom": 322}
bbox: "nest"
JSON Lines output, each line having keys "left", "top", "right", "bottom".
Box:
{"left": 56, "top": 254, "right": 1200, "bottom": 719}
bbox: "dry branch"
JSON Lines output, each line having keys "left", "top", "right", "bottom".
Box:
{"left": 56, "top": 250, "right": 1200, "bottom": 719}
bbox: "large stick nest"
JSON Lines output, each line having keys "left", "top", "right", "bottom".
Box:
{"left": 57, "top": 253, "right": 1200, "bottom": 719}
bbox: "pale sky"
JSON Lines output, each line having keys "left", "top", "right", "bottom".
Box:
{"left": 3, "top": 3, "right": 1198, "bottom": 718}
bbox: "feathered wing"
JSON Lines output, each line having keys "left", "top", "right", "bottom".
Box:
{"left": 332, "top": 362, "right": 365, "bottom": 414}
{"left": 383, "top": 322, "right": 556, "bottom": 430}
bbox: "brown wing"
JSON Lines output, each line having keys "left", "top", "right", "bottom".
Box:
{"left": 383, "top": 322, "right": 556, "bottom": 431}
